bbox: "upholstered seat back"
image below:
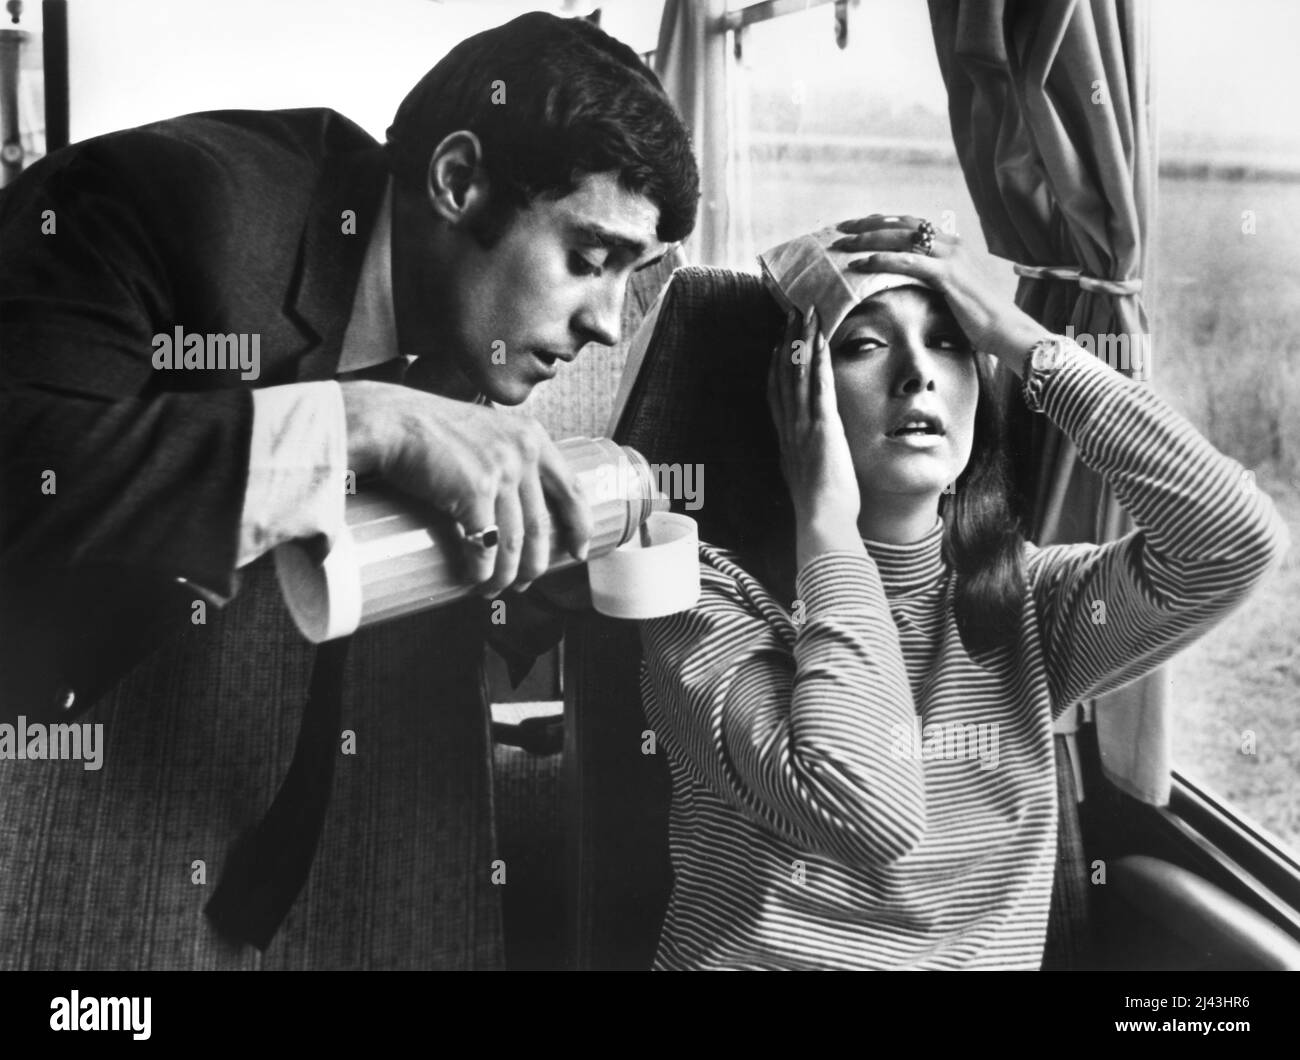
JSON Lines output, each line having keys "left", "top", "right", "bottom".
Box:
{"left": 563, "top": 266, "right": 784, "bottom": 970}
{"left": 519, "top": 254, "right": 693, "bottom": 440}
{"left": 610, "top": 266, "right": 787, "bottom": 555}
{"left": 0, "top": 556, "right": 503, "bottom": 970}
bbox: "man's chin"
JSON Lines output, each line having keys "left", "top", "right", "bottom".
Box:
{"left": 479, "top": 374, "right": 536, "bottom": 406}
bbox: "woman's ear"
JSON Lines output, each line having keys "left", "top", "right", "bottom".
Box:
{"left": 425, "top": 130, "right": 491, "bottom": 226}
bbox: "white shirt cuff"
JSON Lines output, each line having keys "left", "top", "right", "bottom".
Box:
{"left": 238, "top": 381, "right": 348, "bottom": 568}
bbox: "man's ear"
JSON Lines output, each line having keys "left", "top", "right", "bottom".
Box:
{"left": 425, "top": 130, "right": 491, "bottom": 226}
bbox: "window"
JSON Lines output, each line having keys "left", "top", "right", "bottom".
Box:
{"left": 1153, "top": 0, "right": 1300, "bottom": 850}
{"left": 734, "top": 0, "right": 1299, "bottom": 850}
{"left": 732, "top": 0, "right": 1014, "bottom": 298}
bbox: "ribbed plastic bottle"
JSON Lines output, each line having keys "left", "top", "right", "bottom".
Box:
{"left": 275, "top": 436, "right": 665, "bottom": 643}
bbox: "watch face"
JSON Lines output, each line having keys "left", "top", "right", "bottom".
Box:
{"left": 1034, "top": 338, "right": 1069, "bottom": 371}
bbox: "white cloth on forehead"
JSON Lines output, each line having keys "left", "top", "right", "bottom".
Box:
{"left": 758, "top": 225, "right": 933, "bottom": 343}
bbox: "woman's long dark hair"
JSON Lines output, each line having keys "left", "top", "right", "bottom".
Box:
{"left": 940, "top": 353, "right": 1026, "bottom": 654}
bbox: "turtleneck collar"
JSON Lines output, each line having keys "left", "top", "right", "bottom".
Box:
{"left": 862, "top": 518, "right": 946, "bottom": 595}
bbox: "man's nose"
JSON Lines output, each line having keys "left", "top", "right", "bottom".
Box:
{"left": 574, "top": 278, "right": 625, "bottom": 349}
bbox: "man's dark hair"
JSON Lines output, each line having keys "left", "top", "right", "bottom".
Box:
{"left": 385, "top": 12, "right": 699, "bottom": 246}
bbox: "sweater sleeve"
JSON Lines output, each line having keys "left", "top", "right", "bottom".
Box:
{"left": 1025, "top": 344, "right": 1291, "bottom": 716}
{"left": 640, "top": 547, "right": 925, "bottom": 868}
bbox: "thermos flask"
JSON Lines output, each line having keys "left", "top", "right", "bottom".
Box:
{"left": 275, "top": 436, "right": 669, "bottom": 643}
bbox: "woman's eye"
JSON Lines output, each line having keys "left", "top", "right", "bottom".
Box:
{"left": 569, "top": 252, "right": 602, "bottom": 277}
{"left": 930, "top": 336, "right": 969, "bottom": 353}
{"left": 837, "top": 338, "right": 885, "bottom": 356}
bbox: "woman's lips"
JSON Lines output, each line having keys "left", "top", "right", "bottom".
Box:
{"left": 884, "top": 431, "right": 945, "bottom": 449}
{"left": 888, "top": 411, "right": 944, "bottom": 436}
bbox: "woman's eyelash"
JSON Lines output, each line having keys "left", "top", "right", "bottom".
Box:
{"left": 836, "top": 336, "right": 969, "bottom": 354}
{"left": 838, "top": 338, "right": 885, "bottom": 354}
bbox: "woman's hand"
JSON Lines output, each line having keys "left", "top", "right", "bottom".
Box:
{"left": 767, "top": 308, "right": 865, "bottom": 569}
{"left": 831, "top": 215, "right": 1051, "bottom": 372}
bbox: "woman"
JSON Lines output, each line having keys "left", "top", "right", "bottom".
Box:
{"left": 639, "top": 215, "right": 1289, "bottom": 970}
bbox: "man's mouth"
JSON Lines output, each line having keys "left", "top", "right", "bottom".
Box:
{"left": 531, "top": 349, "right": 573, "bottom": 370}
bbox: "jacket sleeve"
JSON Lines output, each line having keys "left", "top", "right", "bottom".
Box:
{"left": 1025, "top": 345, "right": 1291, "bottom": 717}
{"left": 0, "top": 135, "right": 254, "bottom": 601}
{"left": 640, "top": 548, "right": 926, "bottom": 869}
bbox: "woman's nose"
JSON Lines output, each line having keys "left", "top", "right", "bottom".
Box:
{"left": 891, "top": 339, "right": 937, "bottom": 395}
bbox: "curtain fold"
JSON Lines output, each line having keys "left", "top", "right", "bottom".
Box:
{"left": 655, "top": 0, "right": 752, "bottom": 267}
{"left": 930, "top": 0, "right": 1167, "bottom": 803}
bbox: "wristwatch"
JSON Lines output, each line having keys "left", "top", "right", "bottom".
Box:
{"left": 1022, "top": 334, "right": 1083, "bottom": 412}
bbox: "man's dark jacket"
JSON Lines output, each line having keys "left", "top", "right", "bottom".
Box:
{"left": 1, "top": 108, "right": 389, "bottom": 715}
{"left": 0, "top": 109, "right": 505, "bottom": 969}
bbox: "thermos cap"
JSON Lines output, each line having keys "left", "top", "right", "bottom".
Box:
{"left": 587, "top": 511, "right": 701, "bottom": 619}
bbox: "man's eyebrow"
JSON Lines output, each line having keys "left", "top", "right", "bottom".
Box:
{"left": 571, "top": 220, "right": 671, "bottom": 272}
{"left": 571, "top": 221, "right": 648, "bottom": 257}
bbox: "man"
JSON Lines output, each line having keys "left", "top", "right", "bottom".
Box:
{"left": 0, "top": 12, "right": 697, "bottom": 969}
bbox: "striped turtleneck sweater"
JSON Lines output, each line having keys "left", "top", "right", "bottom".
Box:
{"left": 639, "top": 343, "right": 1290, "bottom": 970}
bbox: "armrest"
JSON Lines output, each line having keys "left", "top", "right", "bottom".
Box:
{"left": 1109, "top": 854, "right": 1300, "bottom": 970}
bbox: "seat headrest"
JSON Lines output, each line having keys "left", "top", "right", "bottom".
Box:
{"left": 611, "top": 266, "right": 791, "bottom": 562}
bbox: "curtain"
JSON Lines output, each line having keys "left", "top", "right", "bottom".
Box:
{"left": 655, "top": 0, "right": 753, "bottom": 267}
{"left": 929, "top": 0, "right": 1165, "bottom": 803}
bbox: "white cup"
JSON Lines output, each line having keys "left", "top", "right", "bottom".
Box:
{"left": 587, "top": 512, "right": 700, "bottom": 619}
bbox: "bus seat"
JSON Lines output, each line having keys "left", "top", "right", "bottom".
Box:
{"left": 490, "top": 249, "right": 684, "bottom": 970}
{"left": 521, "top": 249, "right": 688, "bottom": 439}
{"left": 563, "top": 265, "right": 1094, "bottom": 970}
{"left": 1101, "top": 855, "right": 1300, "bottom": 969}
{"left": 487, "top": 247, "right": 687, "bottom": 703}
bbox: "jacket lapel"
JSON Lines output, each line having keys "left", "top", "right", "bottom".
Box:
{"left": 287, "top": 146, "right": 389, "bottom": 382}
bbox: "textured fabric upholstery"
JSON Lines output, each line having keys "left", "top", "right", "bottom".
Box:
{"left": 564, "top": 267, "right": 782, "bottom": 969}
{"left": 0, "top": 557, "right": 503, "bottom": 970}
{"left": 519, "top": 251, "right": 687, "bottom": 439}
{"left": 485, "top": 249, "right": 685, "bottom": 967}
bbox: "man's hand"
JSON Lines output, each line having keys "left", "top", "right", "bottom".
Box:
{"left": 341, "top": 381, "right": 592, "bottom": 596}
